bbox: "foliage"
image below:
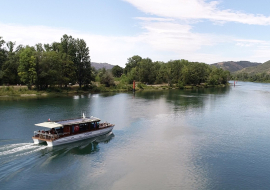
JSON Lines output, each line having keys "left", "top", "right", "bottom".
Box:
{"left": 232, "top": 72, "right": 270, "bottom": 83}
{"left": 123, "top": 56, "right": 230, "bottom": 88}
{"left": 1, "top": 41, "right": 20, "bottom": 85}
{"left": 124, "top": 55, "right": 142, "bottom": 74}
{"left": 0, "top": 35, "right": 93, "bottom": 89}
{"left": 112, "top": 65, "right": 123, "bottom": 77}
{"left": 0, "top": 37, "right": 7, "bottom": 84}
{"left": 74, "top": 38, "right": 92, "bottom": 88}
{"left": 18, "top": 47, "right": 37, "bottom": 89}
{"left": 99, "top": 68, "right": 115, "bottom": 87}
{"left": 0, "top": 34, "right": 230, "bottom": 91}
{"left": 137, "top": 83, "right": 146, "bottom": 89}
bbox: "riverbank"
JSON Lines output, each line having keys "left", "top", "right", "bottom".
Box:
{"left": 0, "top": 83, "right": 228, "bottom": 99}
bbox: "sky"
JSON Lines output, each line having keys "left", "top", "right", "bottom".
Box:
{"left": 1, "top": 0, "right": 270, "bottom": 67}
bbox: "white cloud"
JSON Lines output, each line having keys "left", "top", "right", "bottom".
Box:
{"left": 1, "top": 15, "right": 269, "bottom": 67}
{"left": 137, "top": 20, "right": 220, "bottom": 52}
{"left": 235, "top": 39, "right": 268, "bottom": 47}
{"left": 124, "top": 0, "right": 270, "bottom": 25}
{"left": 0, "top": 22, "right": 145, "bottom": 66}
{"left": 1, "top": 21, "right": 224, "bottom": 66}
{"left": 135, "top": 17, "right": 175, "bottom": 22}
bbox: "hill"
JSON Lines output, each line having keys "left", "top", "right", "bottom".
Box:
{"left": 91, "top": 62, "right": 115, "bottom": 70}
{"left": 211, "top": 61, "right": 261, "bottom": 72}
{"left": 235, "top": 60, "right": 270, "bottom": 74}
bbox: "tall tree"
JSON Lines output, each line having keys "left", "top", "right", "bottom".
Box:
{"left": 2, "top": 41, "right": 20, "bottom": 84}
{"left": 60, "top": 34, "right": 76, "bottom": 57}
{"left": 75, "top": 38, "right": 92, "bottom": 88}
{"left": 59, "top": 34, "right": 76, "bottom": 86}
{"left": 18, "top": 47, "right": 37, "bottom": 89}
{"left": 35, "top": 43, "right": 44, "bottom": 89}
{"left": 0, "top": 37, "right": 7, "bottom": 84}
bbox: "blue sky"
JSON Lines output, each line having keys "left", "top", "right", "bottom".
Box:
{"left": 1, "top": 0, "right": 270, "bottom": 67}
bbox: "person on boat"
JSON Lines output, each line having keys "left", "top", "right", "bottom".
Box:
{"left": 50, "top": 128, "right": 56, "bottom": 134}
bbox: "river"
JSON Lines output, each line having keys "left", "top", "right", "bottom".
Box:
{"left": 1, "top": 81, "right": 270, "bottom": 189}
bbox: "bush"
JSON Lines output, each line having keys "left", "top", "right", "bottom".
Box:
{"left": 177, "top": 81, "right": 184, "bottom": 89}
{"left": 137, "top": 83, "right": 145, "bottom": 89}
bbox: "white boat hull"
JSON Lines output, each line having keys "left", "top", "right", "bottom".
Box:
{"left": 46, "top": 126, "right": 114, "bottom": 147}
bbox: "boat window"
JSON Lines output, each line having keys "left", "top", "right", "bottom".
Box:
{"left": 64, "top": 126, "right": 70, "bottom": 134}
{"left": 79, "top": 124, "right": 87, "bottom": 132}
{"left": 71, "top": 125, "right": 74, "bottom": 133}
{"left": 90, "top": 122, "right": 95, "bottom": 130}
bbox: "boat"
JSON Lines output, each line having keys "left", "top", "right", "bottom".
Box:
{"left": 32, "top": 114, "right": 114, "bottom": 147}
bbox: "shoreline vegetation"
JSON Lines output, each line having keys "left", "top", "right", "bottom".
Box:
{"left": 0, "top": 34, "right": 231, "bottom": 99}
{"left": 0, "top": 82, "right": 229, "bottom": 99}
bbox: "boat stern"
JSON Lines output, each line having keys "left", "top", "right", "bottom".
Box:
{"left": 32, "top": 137, "right": 46, "bottom": 144}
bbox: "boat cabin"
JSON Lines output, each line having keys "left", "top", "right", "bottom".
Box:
{"left": 33, "top": 117, "right": 107, "bottom": 141}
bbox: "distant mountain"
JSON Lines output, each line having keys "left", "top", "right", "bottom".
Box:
{"left": 236, "top": 60, "right": 270, "bottom": 74}
{"left": 91, "top": 62, "right": 115, "bottom": 70}
{"left": 211, "top": 61, "right": 261, "bottom": 72}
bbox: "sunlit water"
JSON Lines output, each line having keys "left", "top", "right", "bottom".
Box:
{"left": 1, "top": 82, "right": 270, "bottom": 189}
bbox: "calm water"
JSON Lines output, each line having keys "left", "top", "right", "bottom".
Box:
{"left": 1, "top": 82, "right": 270, "bottom": 189}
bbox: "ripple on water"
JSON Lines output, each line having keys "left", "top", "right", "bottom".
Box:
{"left": 0, "top": 143, "right": 47, "bottom": 182}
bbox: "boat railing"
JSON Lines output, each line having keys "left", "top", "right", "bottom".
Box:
{"left": 34, "top": 131, "right": 70, "bottom": 140}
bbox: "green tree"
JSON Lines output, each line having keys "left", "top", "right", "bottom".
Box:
{"left": 0, "top": 37, "right": 7, "bottom": 84}
{"left": 137, "top": 58, "right": 156, "bottom": 84}
{"left": 35, "top": 43, "right": 44, "bottom": 89}
{"left": 127, "top": 67, "right": 139, "bottom": 84}
{"left": 38, "top": 51, "right": 60, "bottom": 89}
{"left": 169, "top": 60, "right": 186, "bottom": 83}
{"left": 15, "top": 44, "right": 24, "bottom": 52}
{"left": 155, "top": 62, "right": 167, "bottom": 84}
{"left": 2, "top": 41, "right": 20, "bottom": 84}
{"left": 124, "top": 55, "right": 142, "bottom": 74}
{"left": 59, "top": 35, "right": 77, "bottom": 87}
{"left": 60, "top": 34, "right": 76, "bottom": 57}
{"left": 112, "top": 65, "right": 123, "bottom": 77}
{"left": 18, "top": 47, "right": 37, "bottom": 89}
{"left": 75, "top": 38, "right": 92, "bottom": 88}
{"left": 51, "top": 42, "right": 60, "bottom": 52}
{"left": 99, "top": 68, "right": 115, "bottom": 87}
{"left": 44, "top": 43, "right": 52, "bottom": 52}
{"left": 208, "top": 67, "right": 229, "bottom": 85}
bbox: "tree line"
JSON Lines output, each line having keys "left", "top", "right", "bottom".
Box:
{"left": 0, "top": 35, "right": 230, "bottom": 90}
{"left": 232, "top": 72, "right": 270, "bottom": 83}
{"left": 0, "top": 35, "right": 93, "bottom": 89}
{"left": 111, "top": 55, "right": 230, "bottom": 87}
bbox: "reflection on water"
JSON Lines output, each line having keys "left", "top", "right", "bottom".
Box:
{"left": 2, "top": 83, "right": 270, "bottom": 189}
{"left": 135, "top": 87, "right": 230, "bottom": 113}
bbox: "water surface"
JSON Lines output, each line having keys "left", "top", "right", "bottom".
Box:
{"left": 1, "top": 82, "right": 270, "bottom": 189}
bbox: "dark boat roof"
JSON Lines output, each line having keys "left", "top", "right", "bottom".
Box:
{"left": 35, "top": 117, "right": 100, "bottom": 128}
{"left": 56, "top": 117, "right": 100, "bottom": 125}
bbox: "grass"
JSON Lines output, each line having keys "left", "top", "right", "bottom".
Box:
{"left": 0, "top": 86, "right": 40, "bottom": 96}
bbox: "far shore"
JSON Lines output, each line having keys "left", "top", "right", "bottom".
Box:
{"left": 0, "top": 83, "right": 228, "bottom": 99}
